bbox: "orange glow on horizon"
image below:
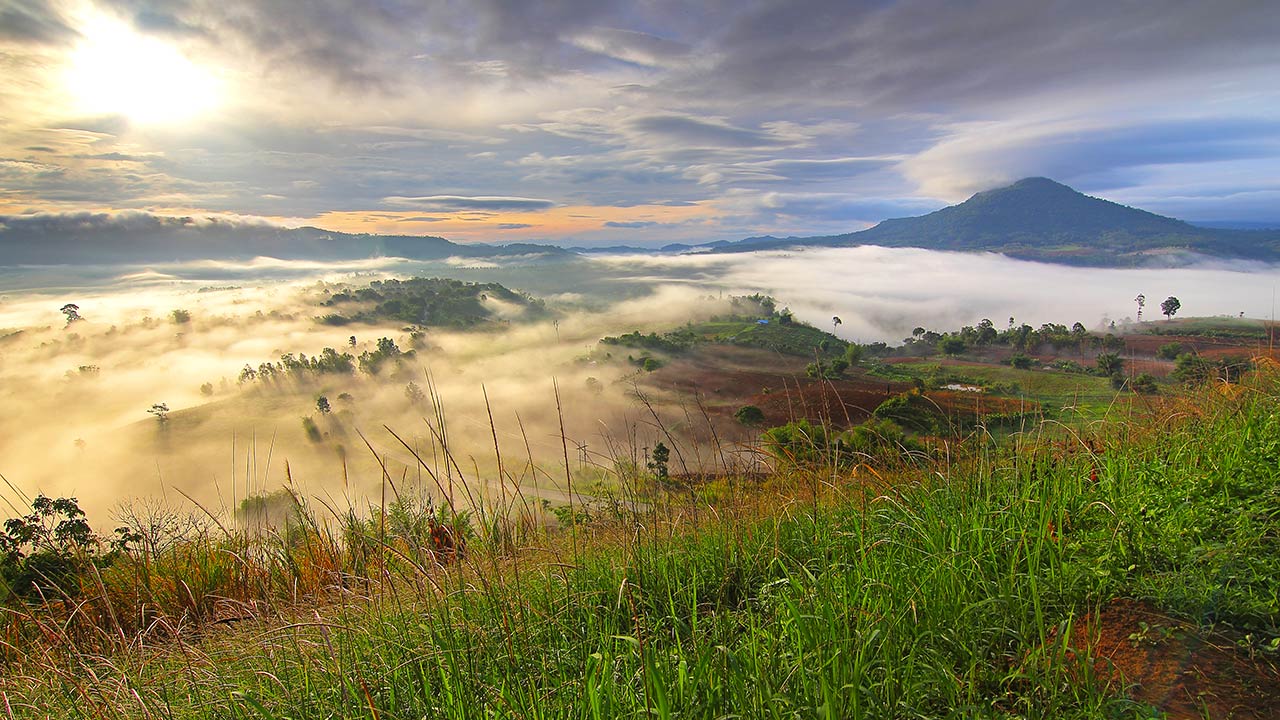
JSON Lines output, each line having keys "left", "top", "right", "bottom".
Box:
{"left": 308, "top": 202, "right": 717, "bottom": 242}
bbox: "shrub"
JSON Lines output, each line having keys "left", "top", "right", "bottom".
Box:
{"left": 301, "top": 416, "right": 323, "bottom": 443}
{"left": 734, "top": 405, "right": 765, "bottom": 426}
{"left": 0, "top": 496, "right": 99, "bottom": 602}
{"left": 1132, "top": 373, "right": 1158, "bottom": 394}
{"left": 1009, "top": 353, "right": 1036, "bottom": 369}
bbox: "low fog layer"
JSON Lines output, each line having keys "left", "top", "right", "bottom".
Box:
{"left": 1, "top": 247, "right": 1276, "bottom": 522}
{"left": 594, "top": 247, "right": 1280, "bottom": 342}
{"left": 0, "top": 271, "right": 717, "bottom": 522}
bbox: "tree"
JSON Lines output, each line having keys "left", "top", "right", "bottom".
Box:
{"left": 316, "top": 396, "right": 331, "bottom": 414}
{"left": 1134, "top": 294, "right": 1146, "bottom": 322}
{"left": 912, "top": 327, "right": 926, "bottom": 339}
{"left": 147, "top": 403, "right": 170, "bottom": 425}
{"left": 647, "top": 442, "right": 670, "bottom": 482}
{"left": 0, "top": 495, "right": 98, "bottom": 600}
{"left": 1095, "top": 353, "right": 1124, "bottom": 376}
{"left": 843, "top": 343, "right": 864, "bottom": 365}
{"left": 60, "top": 303, "right": 82, "bottom": 325}
{"left": 938, "top": 337, "right": 966, "bottom": 356}
{"left": 348, "top": 335, "right": 357, "bottom": 347}
{"left": 405, "top": 381, "right": 425, "bottom": 404}
{"left": 831, "top": 316, "right": 842, "bottom": 332}
{"left": 1161, "top": 296, "right": 1180, "bottom": 321}
{"left": 171, "top": 309, "right": 191, "bottom": 324}
{"left": 976, "top": 318, "right": 998, "bottom": 345}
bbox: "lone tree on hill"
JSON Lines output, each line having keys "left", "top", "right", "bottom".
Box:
{"left": 1161, "top": 296, "right": 1181, "bottom": 321}
{"left": 147, "top": 403, "right": 170, "bottom": 425}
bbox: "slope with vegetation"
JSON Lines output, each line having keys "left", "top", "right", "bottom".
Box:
{"left": 1, "top": 346, "right": 1278, "bottom": 717}
{"left": 317, "top": 276, "right": 548, "bottom": 328}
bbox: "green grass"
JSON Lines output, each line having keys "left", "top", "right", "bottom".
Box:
{"left": 1141, "top": 316, "right": 1274, "bottom": 340}
{"left": 700, "top": 320, "right": 847, "bottom": 357}
{"left": 867, "top": 359, "right": 1121, "bottom": 418}
{"left": 4, "top": 373, "right": 1279, "bottom": 718}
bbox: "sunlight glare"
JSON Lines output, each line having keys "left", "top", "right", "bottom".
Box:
{"left": 65, "top": 15, "right": 221, "bottom": 125}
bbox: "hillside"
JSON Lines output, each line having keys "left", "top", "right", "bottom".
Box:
{"left": 4, "top": 356, "right": 1279, "bottom": 718}
{"left": 713, "top": 178, "right": 1280, "bottom": 266}
{"left": 0, "top": 214, "right": 569, "bottom": 265}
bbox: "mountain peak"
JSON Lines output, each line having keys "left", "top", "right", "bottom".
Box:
{"left": 711, "top": 176, "right": 1280, "bottom": 266}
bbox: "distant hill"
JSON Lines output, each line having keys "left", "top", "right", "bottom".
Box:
{"left": 711, "top": 178, "right": 1280, "bottom": 266}
{"left": 0, "top": 213, "right": 569, "bottom": 265}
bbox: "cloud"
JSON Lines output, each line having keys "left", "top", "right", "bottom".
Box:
{"left": 497, "top": 223, "right": 533, "bottom": 229}
{"left": 690, "top": 0, "right": 1280, "bottom": 111}
{"left": 565, "top": 27, "right": 691, "bottom": 68}
{"left": 605, "top": 221, "right": 659, "bottom": 228}
{"left": 382, "top": 195, "right": 557, "bottom": 212}
{"left": 627, "top": 115, "right": 791, "bottom": 149}
{"left": 904, "top": 117, "right": 1280, "bottom": 200}
{"left": 1, "top": 0, "right": 1277, "bottom": 237}
{"left": 0, "top": 210, "right": 280, "bottom": 237}
{"left": 0, "top": 0, "right": 77, "bottom": 45}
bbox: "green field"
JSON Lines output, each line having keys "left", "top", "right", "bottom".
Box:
{"left": 870, "top": 358, "right": 1117, "bottom": 404}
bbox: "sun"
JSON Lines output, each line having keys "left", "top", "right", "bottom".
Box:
{"left": 64, "top": 14, "right": 221, "bottom": 125}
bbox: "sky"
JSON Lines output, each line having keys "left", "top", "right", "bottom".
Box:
{"left": 1, "top": 0, "right": 1279, "bottom": 247}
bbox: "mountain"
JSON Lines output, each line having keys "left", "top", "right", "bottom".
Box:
{"left": 0, "top": 213, "right": 570, "bottom": 265}
{"left": 711, "top": 178, "right": 1280, "bottom": 266}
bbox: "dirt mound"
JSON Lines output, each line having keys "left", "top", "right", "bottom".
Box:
{"left": 1070, "top": 599, "right": 1280, "bottom": 719}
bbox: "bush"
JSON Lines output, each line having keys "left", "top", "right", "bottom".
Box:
{"left": 1132, "top": 373, "right": 1158, "bottom": 394}
{"left": 1009, "top": 353, "right": 1037, "bottom": 369}
{"left": 301, "top": 416, "right": 323, "bottom": 443}
{"left": 1157, "top": 342, "right": 1186, "bottom": 360}
{"left": 805, "top": 357, "right": 848, "bottom": 379}
{"left": 763, "top": 418, "right": 921, "bottom": 468}
{"left": 0, "top": 496, "right": 100, "bottom": 602}
{"left": 734, "top": 405, "right": 765, "bottom": 426}
{"left": 873, "top": 390, "right": 942, "bottom": 434}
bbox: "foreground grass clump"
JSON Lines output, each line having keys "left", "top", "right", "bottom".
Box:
{"left": 3, "top": 371, "right": 1279, "bottom": 717}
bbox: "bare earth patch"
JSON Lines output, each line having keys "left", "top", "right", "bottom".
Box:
{"left": 1071, "top": 599, "right": 1280, "bottom": 719}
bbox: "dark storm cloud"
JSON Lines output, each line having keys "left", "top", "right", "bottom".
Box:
{"left": 694, "top": 0, "right": 1280, "bottom": 109}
